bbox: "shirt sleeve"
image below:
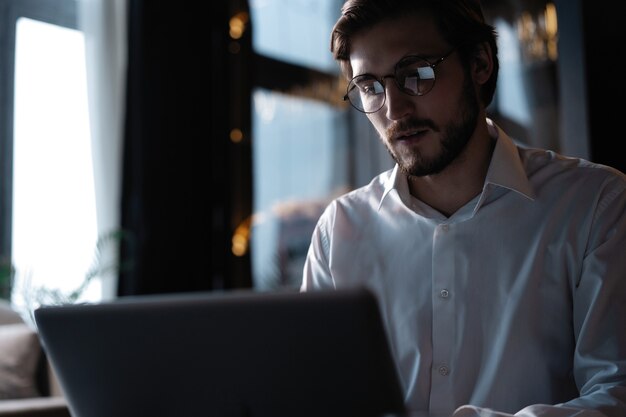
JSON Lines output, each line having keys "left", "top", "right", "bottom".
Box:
{"left": 300, "top": 203, "right": 336, "bottom": 291}
{"left": 455, "top": 176, "right": 626, "bottom": 417}
{"left": 453, "top": 404, "right": 607, "bottom": 416}
{"left": 564, "top": 176, "right": 626, "bottom": 415}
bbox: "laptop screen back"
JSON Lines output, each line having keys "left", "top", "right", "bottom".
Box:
{"left": 34, "top": 287, "right": 406, "bottom": 417}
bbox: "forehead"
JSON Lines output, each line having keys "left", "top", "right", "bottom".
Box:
{"left": 349, "top": 13, "right": 448, "bottom": 76}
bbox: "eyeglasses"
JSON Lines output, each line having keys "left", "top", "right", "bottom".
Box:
{"left": 344, "top": 47, "right": 457, "bottom": 114}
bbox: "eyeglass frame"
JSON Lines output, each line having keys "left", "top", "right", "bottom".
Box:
{"left": 343, "top": 46, "right": 458, "bottom": 114}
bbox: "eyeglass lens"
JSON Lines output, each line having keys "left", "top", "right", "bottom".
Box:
{"left": 346, "top": 57, "right": 436, "bottom": 113}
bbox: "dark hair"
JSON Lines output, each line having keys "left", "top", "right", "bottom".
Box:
{"left": 331, "top": 0, "right": 499, "bottom": 106}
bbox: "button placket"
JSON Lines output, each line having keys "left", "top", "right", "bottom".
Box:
{"left": 430, "top": 220, "right": 455, "bottom": 410}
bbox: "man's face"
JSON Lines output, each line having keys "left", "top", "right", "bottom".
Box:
{"left": 349, "top": 13, "right": 481, "bottom": 177}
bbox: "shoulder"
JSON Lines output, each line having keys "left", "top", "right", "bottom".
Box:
{"left": 316, "top": 168, "right": 394, "bottom": 228}
{"left": 519, "top": 146, "right": 626, "bottom": 192}
{"left": 329, "top": 168, "right": 392, "bottom": 210}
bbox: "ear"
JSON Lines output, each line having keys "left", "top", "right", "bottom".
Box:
{"left": 471, "top": 42, "right": 493, "bottom": 86}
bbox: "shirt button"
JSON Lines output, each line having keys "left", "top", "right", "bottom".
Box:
{"left": 438, "top": 365, "right": 450, "bottom": 376}
{"left": 439, "top": 289, "right": 450, "bottom": 298}
{"left": 440, "top": 224, "right": 449, "bottom": 232}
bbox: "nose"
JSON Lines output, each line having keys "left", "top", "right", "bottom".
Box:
{"left": 383, "top": 78, "right": 414, "bottom": 121}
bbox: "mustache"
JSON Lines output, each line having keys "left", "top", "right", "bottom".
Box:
{"left": 386, "top": 118, "right": 438, "bottom": 139}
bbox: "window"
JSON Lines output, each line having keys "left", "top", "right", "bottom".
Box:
{"left": 0, "top": 0, "right": 98, "bottom": 321}
{"left": 247, "top": 0, "right": 392, "bottom": 291}
{"left": 248, "top": 0, "right": 345, "bottom": 290}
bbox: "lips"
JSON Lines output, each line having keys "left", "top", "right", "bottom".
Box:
{"left": 387, "top": 119, "right": 437, "bottom": 142}
{"left": 394, "top": 128, "right": 428, "bottom": 141}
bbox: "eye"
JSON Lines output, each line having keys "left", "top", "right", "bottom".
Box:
{"left": 396, "top": 61, "right": 436, "bottom": 95}
{"left": 417, "top": 66, "right": 435, "bottom": 80}
{"left": 397, "top": 65, "right": 435, "bottom": 82}
{"left": 354, "top": 77, "right": 384, "bottom": 96}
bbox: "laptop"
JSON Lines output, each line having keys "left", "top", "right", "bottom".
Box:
{"left": 34, "top": 286, "right": 407, "bottom": 417}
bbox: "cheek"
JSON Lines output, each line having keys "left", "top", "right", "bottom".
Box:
{"left": 367, "top": 114, "right": 388, "bottom": 138}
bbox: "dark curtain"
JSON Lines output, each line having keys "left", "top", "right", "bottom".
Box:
{"left": 581, "top": 1, "right": 626, "bottom": 174}
{"left": 118, "top": 0, "right": 253, "bottom": 295}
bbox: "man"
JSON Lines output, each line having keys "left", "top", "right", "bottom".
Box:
{"left": 300, "top": 1, "right": 626, "bottom": 416}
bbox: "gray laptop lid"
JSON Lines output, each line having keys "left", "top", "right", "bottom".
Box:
{"left": 34, "top": 287, "right": 406, "bottom": 417}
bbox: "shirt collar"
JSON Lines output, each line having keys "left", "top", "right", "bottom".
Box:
{"left": 378, "top": 118, "right": 535, "bottom": 211}
{"left": 379, "top": 164, "right": 408, "bottom": 211}
{"left": 484, "top": 119, "right": 535, "bottom": 201}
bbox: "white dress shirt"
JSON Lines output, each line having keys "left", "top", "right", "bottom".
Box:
{"left": 301, "top": 120, "right": 626, "bottom": 417}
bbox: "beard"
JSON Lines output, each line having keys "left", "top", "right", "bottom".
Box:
{"left": 382, "top": 74, "right": 480, "bottom": 177}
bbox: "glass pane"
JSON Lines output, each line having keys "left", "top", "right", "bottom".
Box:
{"left": 492, "top": 18, "right": 531, "bottom": 127}
{"left": 248, "top": 0, "right": 341, "bottom": 73}
{"left": 247, "top": 0, "right": 393, "bottom": 291}
{"left": 11, "top": 18, "right": 98, "bottom": 320}
{"left": 250, "top": 89, "right": 349, "bottom": 290}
